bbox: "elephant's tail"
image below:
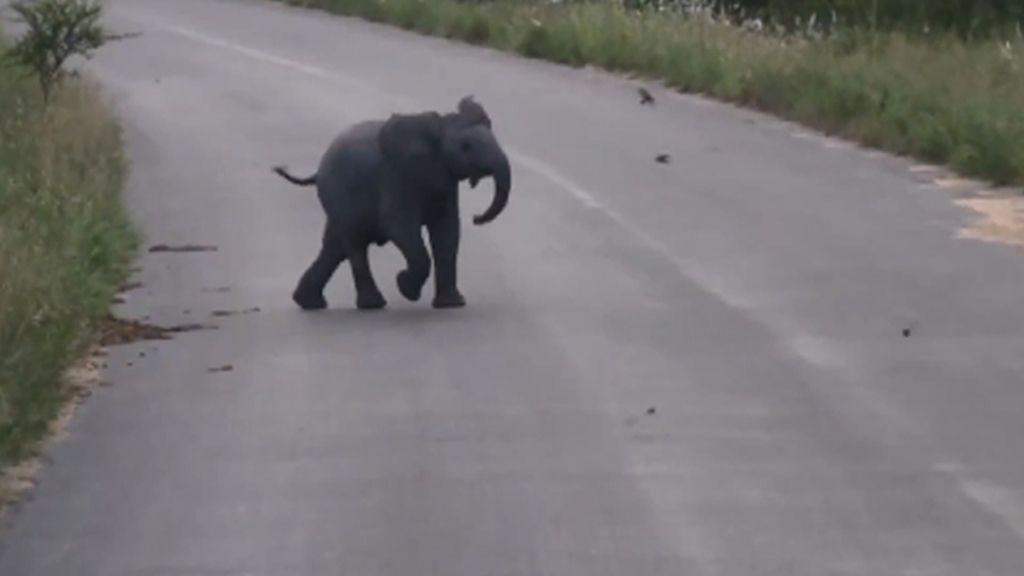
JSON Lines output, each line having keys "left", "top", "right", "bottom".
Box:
{"left": 272, "top": 166, "right": 318, "bottom": 187}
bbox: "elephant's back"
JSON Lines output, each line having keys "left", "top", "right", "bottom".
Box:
{"left": 317, "top": 121, "right": 384, "bottom": 179}
{"left": 315, "top": 120, "right": 385, "bottom": 217}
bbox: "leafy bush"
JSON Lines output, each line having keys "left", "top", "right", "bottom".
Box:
{"left": 4, "top": 0, "right": 133, "bottom": 102}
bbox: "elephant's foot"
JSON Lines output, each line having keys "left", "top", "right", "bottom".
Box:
{"left": 396, "top": 270, "right": 424, "bottom": 302}
{"left": 432, "top": 291, "right": 466, "bottom": 309}
{"left": 293, "top": 288, "right": 328, "bottom": 311}
{"left": 356, "top": 290, "right": 387, "bottom": 311}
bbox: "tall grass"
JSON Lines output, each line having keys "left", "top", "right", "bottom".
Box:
{"left": 620, "top": 0, "right": 1024, "bottom": 39}
{"left": 283, "top": 0, "right": 1024, "bottom": 187}
{"left": 0, "top": 40, "right": 137, "bottom": 465}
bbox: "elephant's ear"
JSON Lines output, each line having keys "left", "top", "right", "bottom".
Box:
{"left": 379, "top": 111, "right": 449, "bottom": 189}
{"left": 456, "top": 95, "right": 492, "bottom": 129}
{"left": 379, "top": 111, "right": 450, "bottom": 189}
{"left": 380, "top": 111, "right": 443, "bottom": 164}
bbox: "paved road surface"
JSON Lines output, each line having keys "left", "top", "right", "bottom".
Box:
{"left": 4, "top": 0, "right": 1024, "bottom": 574}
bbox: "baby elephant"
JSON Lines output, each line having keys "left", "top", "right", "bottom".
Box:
{"left": 273, "top": 96, "right": 512, "bottom": 311}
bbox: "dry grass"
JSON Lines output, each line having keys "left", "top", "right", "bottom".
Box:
{"left": 0, "top": 47, "right": 137, "bottom": 467}
{"left": 282, "top": 0, "right": 1024, "bottom": 188}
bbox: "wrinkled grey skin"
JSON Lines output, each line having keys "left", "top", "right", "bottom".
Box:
{"left": 273, "top": 96, "right": 512, "bottom": 311}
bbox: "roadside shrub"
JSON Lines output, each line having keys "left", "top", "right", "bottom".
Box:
{"left": 4, "top": 0, "right": 134, "bottom": 103}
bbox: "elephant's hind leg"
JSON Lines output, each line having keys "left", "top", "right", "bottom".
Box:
{"left": 293, "top": 222, "right": 348, "bottom": 311}
{"left": 347, "top": 240, "right": 386, "bottom": 310}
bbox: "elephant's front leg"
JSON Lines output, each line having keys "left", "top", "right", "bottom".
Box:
{"left": 390, "top": 222, "right": 432, "bottom": 302}
{"left": 427, "top": 211, "right": 465, "bottom": 309}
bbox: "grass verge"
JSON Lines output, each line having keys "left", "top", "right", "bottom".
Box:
{"left": 280, "top": 0, "right": 1024, "bottom": 188}
{"left": 0, "top": 36, "right": 137, "bottom": 494}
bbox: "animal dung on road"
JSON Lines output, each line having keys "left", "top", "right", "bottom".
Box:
{"left": 163, "top": 323, "right": 217, "bottom": 334}
{"left": 98, "top": 315, "right": 219, "bottom": 347}
{"left": 148, "top": 244, "right": 218, "bottom": 253}
{"left": 99, "top": 315, "right": 173, "bottom": 346}
{"left": 637, "top": 87, "right": 655, "bottom": 106}
{"left": 211, "top": 307, "right": 261, "bottom": 318}
{"left": 646, "top": 406, "right": 657, "bottom": 416}
{"left": 208, "top": 365, "right": 234, "bottom": 373}
{"left": 655, "top": 154, "right": 671, "bottom": 164}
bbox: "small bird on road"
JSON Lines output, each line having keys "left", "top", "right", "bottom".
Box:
{"left": 637, "top": 87, "right": 655, "bottom": 106}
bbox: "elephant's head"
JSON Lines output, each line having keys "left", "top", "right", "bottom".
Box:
{"left": 379, "top": 96, "right": 512, "bottom": 225}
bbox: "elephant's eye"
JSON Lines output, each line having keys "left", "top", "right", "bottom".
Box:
{"left": 460, "top": 141, "right": 472, "bottom": 153}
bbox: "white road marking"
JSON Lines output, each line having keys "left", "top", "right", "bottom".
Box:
{"left": 505, "top": 150, "right": 603, "bottom": 210}
{"left": 934, "top": 462, "right": 1024, "bottom": 542}
{"left": 961, "top": 480, "right": 1024, "bottom": 541}
{"left": 160, "top": 24, "right": 384, "bottom": 95}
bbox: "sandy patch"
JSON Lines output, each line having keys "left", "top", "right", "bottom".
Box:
{"left": 935, "top": 177, "right": 981, "bottom": 189}
{"left": 955, "top": 195, "right": 1024, "bottom": 247}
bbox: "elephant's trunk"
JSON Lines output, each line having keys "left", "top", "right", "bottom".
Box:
{"left": 472, "top": 150, "right": 511, "bottom": 226}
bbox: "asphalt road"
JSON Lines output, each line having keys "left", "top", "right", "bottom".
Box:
{"left": 4, "top": 0, "right": 1024, "bottom": 574}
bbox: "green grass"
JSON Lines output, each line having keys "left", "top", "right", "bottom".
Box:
{"left": 281, "top": 0, "right": 1024, "bottom": 188}
{"left": 0, "top": 41, "right": 137, "bottom": 467}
